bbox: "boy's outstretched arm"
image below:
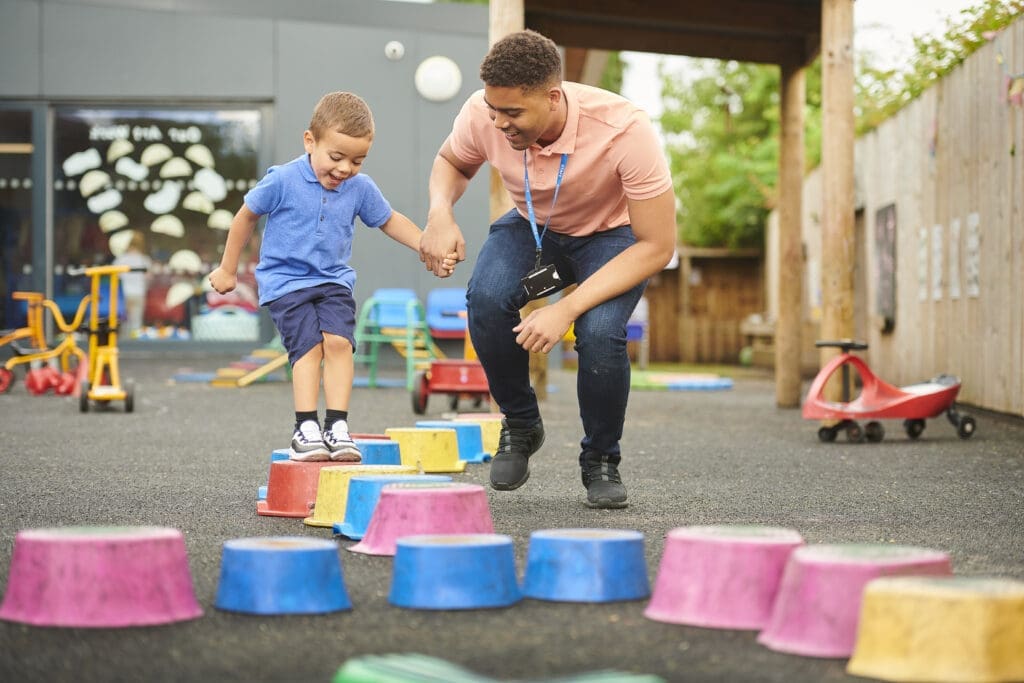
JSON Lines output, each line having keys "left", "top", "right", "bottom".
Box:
{"left": 381, "top": 211, "right": 456, "bottom": 277}
{"left": 209, "top": 205, "right": 260, "bottom": 294}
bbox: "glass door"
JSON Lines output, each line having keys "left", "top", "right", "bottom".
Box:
{"left": 0, "top": 109, "right": 35, "bottom": 330}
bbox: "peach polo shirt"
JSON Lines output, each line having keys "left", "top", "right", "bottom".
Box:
{"left": 447, "top": 81, "right": 672, "bottom": 237}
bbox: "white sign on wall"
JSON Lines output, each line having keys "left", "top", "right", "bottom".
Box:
{"left": 917, "top": 226, "right": 929, "bottom": 302}
{"left": 949, "top": 218, "right": 961, "bottom": 300}
{"left": 965, "top": 212, "right": 981, "bottom": 299}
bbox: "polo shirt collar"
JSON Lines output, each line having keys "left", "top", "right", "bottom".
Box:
{"left": 298, "top": 154, "right": 321, "bottom": 184}
{"left": 533, "top": 83, "right": 578, "bottom": 156}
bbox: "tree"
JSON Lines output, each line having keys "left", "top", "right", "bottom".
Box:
{"left": 660, "top": 0, "right": 1021, "bottom": 248}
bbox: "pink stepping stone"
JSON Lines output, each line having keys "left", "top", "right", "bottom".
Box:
{"left": 347, "top": 482, "right": 493, "bottom": 556}
{"left": 757, "top": 543, "right": 952, "bottom": 658}
{"left": 644, "top": 524, "right": 804, "bottom": 629}
{"left": 0, "top": 526, "right": 203, "bottom": 627}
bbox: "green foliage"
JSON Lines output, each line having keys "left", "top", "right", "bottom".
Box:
{"left": 599, "top": 51, "right": 624, "bottom": 94}
{"left": 662, "top": 0, "right": 1022, "bottom": 248}
{"left": 857, "top": 0, "right": 1023, "bottom": 132}
{"left": 660, "top": 60, "right": 823, "bottom": 249}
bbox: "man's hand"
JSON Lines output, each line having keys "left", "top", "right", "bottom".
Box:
{"left": 208, "top": 267, "right": 236, "bottom": 294}
{"left": 420, "top": 213, "right": 466, "bottom": 277}
{"left": 513, "top": 301, "right": 573, "bottom": 354}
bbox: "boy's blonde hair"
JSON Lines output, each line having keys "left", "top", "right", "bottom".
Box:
{"left": 308, "top": 91, "right": 375, "bottom": 140}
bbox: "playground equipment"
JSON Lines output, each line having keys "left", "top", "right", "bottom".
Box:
{"left": 412, "top": 291, "right": 490, "bottom": 414}
{"left": 354, "top": 288, "right": 443, "bottom": 391}
{"left": 77, "top": 265, "right": 136, "bottom": 412}
{"left": 0, "top": 292, "right": 54, "bottom": 393}
{"left": 0, "top": 290, "right": 89, "bottom": 397}
{"left": 802, "top": 340, "right": 976, "bottom": 443}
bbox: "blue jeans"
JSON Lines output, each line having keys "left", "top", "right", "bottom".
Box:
{"left": 467, "top": 210, "right": 647, "bottom": 464}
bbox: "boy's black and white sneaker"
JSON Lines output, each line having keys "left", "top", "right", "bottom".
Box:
{"left": 325, "top": 420, "right": 362, "bottom": 462}
{"left": 289, "top": 420, "right": 330, "bottom": 461}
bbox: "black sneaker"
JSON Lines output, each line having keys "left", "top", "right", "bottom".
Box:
{"left": 581, "top": 454, "right": 628, "bottom": 509}
{"left": 489, "top": 418, "right": 545, "bottom": 490}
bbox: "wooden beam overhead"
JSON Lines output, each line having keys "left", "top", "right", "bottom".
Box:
{"left": 524, "top": 0, "right": 820, "bottom": 66}
{"left": 525, "top": 0, "right": 820, "bottom": 38}
{"left": 527, "top": 15, "right": 812, "bottom": 64}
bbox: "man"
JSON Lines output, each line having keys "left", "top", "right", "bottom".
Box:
{"left": 420, "top": 30, "right": 675, "bottom": 508}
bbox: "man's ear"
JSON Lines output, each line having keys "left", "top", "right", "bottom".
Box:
{"left": 547, "top": 86, "right": 563, "bottom": 111}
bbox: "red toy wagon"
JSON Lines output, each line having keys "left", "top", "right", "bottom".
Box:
{"left": 802, "top": 340, "right": 976, "bottom": 443}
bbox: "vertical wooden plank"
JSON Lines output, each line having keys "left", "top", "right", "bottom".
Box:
{"left": 820, "top": 0, "right": 856, "bottom": 400}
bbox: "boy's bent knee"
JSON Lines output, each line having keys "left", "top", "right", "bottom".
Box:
{"left": 322, "top": 332, "right": 353, "bottom": 356}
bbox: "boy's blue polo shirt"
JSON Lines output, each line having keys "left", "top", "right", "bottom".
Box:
{"left": 245, "top": 154, "right": 392, "bottom": 305}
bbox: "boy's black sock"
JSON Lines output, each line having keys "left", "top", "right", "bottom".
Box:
{"left": 295, "top": 411, "right": 319, "bottom": 431}
{"left": 324, "top": 409, "right": 348, "bottom": 431}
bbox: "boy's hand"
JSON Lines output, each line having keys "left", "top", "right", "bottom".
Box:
{"left": 435, "top": 252, "right": 459, "bottom": 279}
{"left": 208, "top": 267, "right": 237, "bottom": 294}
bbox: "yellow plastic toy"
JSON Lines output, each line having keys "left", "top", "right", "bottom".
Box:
{"left": 78, "top": 264, "right": 135, "bottom": 412}
{"left": 1, "top": 291, "right": 88, "bottom": 395}
{"left": 0, "top": 292, "right": 50, "bottom": 392}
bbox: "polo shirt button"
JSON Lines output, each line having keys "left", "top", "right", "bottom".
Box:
{"left": 322, "top": 197, "right": 327, "bottom": 204}
{"left": 320, "top": 215, "right": 324, "bottom": 221}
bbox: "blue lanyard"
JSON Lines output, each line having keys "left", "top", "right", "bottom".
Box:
{"left": 523, "top": 152, "right": 568, "bottom": 257}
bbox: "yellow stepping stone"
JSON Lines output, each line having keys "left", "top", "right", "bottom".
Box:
{"left": 848, "top": 575, "right": 1024, "bottom": 682}
{"left": 385, "top": 428, "right": 466, "bottom": 473}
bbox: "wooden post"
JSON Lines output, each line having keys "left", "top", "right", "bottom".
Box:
{"left": 488, "top": 0, "right": 547, "bottom": 401}
{"left": 775, "top": 61, "right": 805, "bottom": 407}
{"left": 820, "top": 0, "right": 856, "bottom": 401}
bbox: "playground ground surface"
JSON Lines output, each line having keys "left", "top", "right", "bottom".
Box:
{"left": 0, "top": 353, "right": 1022, "bottom": 682}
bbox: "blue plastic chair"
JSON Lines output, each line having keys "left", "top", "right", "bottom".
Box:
{"left": 426, "top": 288, "right": 468, "bottom": 340}
{"left": 353, "top": 288, "right": 442, "bottom": 390}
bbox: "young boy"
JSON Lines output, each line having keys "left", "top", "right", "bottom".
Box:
{"left": 209, "top": 91, "right": 453, "bottom": 462}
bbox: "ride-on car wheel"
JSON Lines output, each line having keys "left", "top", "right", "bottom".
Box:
{"left": 865, "top": 421, "right": 885, "bottom": 442}
{"left": 79, "top": 381, "right": 90, "bottom": 413}
{"left": 903, "top": 418, "right": 925, "bottom": 439}
{"left": 411, "top": 371, "right": 429, "bottom": 415}
{"left": 957, "top": 415, "right": 976, "bottom": 439}
{"left": 0, "top": 367, "right": 13, "bottom": 393}
{"left": 124, "top": 380, "right": 135, "bottom": 413}
{"left": 817, "top": 426, "right": 837, "bottom": 443}
{"left": 845, "top": 421, "right": 865, "bottom": 443}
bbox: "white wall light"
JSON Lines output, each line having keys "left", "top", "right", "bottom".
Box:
{"left": 414, "top": 56, "right": 462, "bottom": 102}
{"left": 384, "top": 41, "right": 405, "bottom": 61}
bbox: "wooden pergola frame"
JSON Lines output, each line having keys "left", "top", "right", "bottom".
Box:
{"left": 490, "top": 0, "right": 855, "bottom": 407}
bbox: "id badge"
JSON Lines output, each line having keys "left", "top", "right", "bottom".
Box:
{"left": 521, "top": 263, "right": 561, "bottom": 300}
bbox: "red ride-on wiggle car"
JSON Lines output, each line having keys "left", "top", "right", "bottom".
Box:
{"left": 802, "top": 340, "right": 976, "bottom": 443}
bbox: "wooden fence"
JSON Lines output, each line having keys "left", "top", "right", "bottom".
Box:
{"left": 645, "top": 247, "right": 764, "bottom": 363}
{"left": 768, "top": 17, "right": 1024, "bottom": 416}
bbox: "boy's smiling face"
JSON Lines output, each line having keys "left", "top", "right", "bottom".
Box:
{"left": 303, "top": 128, "right": 373, "bottom": 190}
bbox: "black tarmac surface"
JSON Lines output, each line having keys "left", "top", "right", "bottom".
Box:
{"left": 1, "top": 354, "right": 1022, "bottom": 683}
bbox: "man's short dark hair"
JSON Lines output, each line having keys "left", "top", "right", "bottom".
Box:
{"left": 479, "top": 30, "right": 562, "bottom": 91}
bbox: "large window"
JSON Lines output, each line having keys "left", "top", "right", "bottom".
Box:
{"left": 0, "top": 110, "right": 34, "bottom": 330}
{"left": 53, "top": 108, "right": 261, "bottom": 340}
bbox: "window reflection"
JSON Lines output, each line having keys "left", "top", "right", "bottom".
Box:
{"left": 53, "top": 108, "right": 261, "bottom": 340}
{"left": 0, "top": 110, "right": 33, "bottom": 330}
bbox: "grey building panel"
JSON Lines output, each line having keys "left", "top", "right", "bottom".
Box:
{"left": 46, "top": 0, "right": 487, "bottom": 37}
{"left": 0, "top": 0, "right": 42, "bottom": 96}
{"left": 41, "top": 2, "right": 274, "bottom": 98}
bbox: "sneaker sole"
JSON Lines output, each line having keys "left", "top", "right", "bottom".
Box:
{"left": 490, "top": 469, "right": 530, "bottom": 491}
{"left": 583, "top": 496, "right": 629, "bottom": 509}
{"left": 329, "top": 448, "right": 362, "bottom": 462}
{"left": 289, "top": 447, "right": 330, "bottom": 462}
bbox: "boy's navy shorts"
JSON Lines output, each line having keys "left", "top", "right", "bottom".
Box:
{"left": 265, "top": 283, "right": 357, "bottom": 365}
